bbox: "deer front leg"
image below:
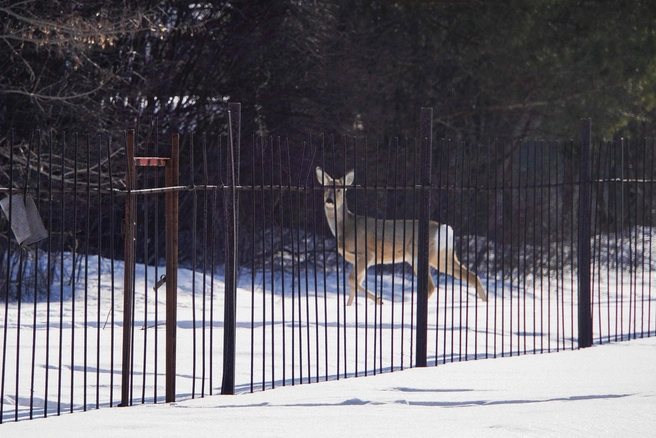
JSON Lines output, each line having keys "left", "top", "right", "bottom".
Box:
{"left": 357, "top": 282, "right": 383, "bottom": 305}
{"left": 347, "top": 263, "right": 382, "bottom": 306}
{"left": 346, "top": 267, "right": 358, "bottom": 306}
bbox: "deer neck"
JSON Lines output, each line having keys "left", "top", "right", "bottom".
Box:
{"left": 325, "top": 198, "right": 355, "bottom": 239}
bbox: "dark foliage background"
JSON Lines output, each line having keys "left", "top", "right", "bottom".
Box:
{"left": 3, "top": 1, "right": 656, "bottom": 139}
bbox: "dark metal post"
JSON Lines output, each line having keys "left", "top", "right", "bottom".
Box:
{"left": 416, "top": 108, "right": 433, "bottom": 367}
{"left": 120, "top": 130, "right": 136, "bottom": 406}
{"left": 229, "top": 102, "right": 241, "bottom": 183}
{"left": 578, "top": 118, "right": 593, "bottom": 348}
{"left": 165, "top": 134, "right": 180, "bottom": 402}
{"left": 222, "top": 103, "right": 241, "bottom": 394}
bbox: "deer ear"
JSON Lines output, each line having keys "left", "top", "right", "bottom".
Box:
{"left": 316, "top": 167, "right": 332, "bottom": 185}
{"left": 343, "top": 170, "right": 355, "bottom": 186}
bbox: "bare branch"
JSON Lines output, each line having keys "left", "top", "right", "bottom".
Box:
{"left": 0, "top": 81, "right": 110, "bottom": 102}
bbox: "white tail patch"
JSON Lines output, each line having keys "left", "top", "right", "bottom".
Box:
{"left": 435, "top": 224, "right": 455, "bottom": 252}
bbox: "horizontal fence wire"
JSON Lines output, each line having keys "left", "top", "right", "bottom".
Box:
{"left": 1, "top": 129, "right": 655, "bottom": 422}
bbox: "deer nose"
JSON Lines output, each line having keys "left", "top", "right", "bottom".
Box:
{"left": 325, "top": 196, "right": 335, "bottom": 206}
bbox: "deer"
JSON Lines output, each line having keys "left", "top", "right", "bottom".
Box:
{"left": 316, "top": 167, "right": 487, "bottom": 306}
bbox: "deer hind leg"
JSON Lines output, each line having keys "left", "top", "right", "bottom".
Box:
{"left": 426, "top": 272, "right": 437, "bottom": 299}
{"left": 347, "top": 261, "right": 382, "bottom": 306}
{"left": 411, "top": 258, "right": 438, "bottom": 299}
{"left": 439, "top": 249, "right": 487, "bottom": 302}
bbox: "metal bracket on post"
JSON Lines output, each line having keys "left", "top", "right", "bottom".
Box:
{"left": 416, "top": 108, "right": 433, "bottom": 368}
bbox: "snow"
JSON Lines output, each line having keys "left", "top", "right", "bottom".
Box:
{"left": 2, "top": 250, "right": 656, "bottom": 436}
{"left": 2, "top": 336, "right": 655, "bottom": 437}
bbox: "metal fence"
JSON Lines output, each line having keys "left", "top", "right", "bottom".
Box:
{"left": 1, "top": 107, "right": 655, "bottom": 422}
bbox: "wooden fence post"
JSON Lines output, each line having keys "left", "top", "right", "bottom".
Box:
{"left": 120, "top": 131, "right": 179, "bottom": 405}
{"left": 119, "top": 130, "right": 136, "bottom": 407}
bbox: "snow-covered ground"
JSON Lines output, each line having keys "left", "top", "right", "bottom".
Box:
{"left": 1, "top": 250, "right": 655, "bottom": 434}
{"left": 2, "top": 336, "right": 655, "bottom": 437}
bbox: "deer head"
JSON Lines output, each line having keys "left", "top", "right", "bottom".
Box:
{"left": 315, "top": 167, "right": 354, "bottom": 212}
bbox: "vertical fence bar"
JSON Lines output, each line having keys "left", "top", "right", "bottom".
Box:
{"left": 1, "top": 132, "right": 14, "bottom": 423}
{"left": 140, "top": 138, "right": 148, "bottom": 405}
{"left": 410, "top": 138, "right": 418, "bottom": 364}
{"left": 27, "top": 132, "right": 38, "bottom": 418}
{"left": 284, "top": 142, "right": 297, "bottom": 385}
{"left": 120, "top": 130, "right": 136, "bottom": 406}
{"left": 649, "top": 140, "right": 655, "bottom": 336}
{"left": 249, "top": 136, "right": 256, "bottom": 393}
{"left": 70, "top": 134, "right": 79, "bottom": 413}
{"left": 44, "top": 132, "right": 54, "bottom": 416}
{"left": 257, "top": 137, "right": 267, "bottom": 391}
{"left": 15, "top": 132, "right": 24, "bottom": 422}
{"left": 320, "top": 137, "right": 329, "bottom": 382}
{"left": 165, "top": 134, "right": 180, "bottom": 402}
{"left": 83, "top": 135, "right": 90, "bottom": 410}
{"left": 189, "top": 134, "right": 199, "bottom": 398}
{"left": 416, "top": 108, "right": 433, "bottom": 367}
{"left": 95, "top": 135, "right": 103, "bottom": 408}
{"left": 222, "top": 103, "right": 241, "bottom": 395}
{"left": 153, "top": 126, "right": 160, "bottom": 403}
{"left": 210, "top": 135, "right": 223, "bottom": 394}
{"left": 274, "top": 138, "right": 285, "bottom": 386}
{"left": 591, "top": 139, "right": 604, "bottom": 344}
{"left": 270, "top": 137, "right": 278, "bottom": 388}
{"left": 357, "top": 139, "right": 363, "bottom": 376}
{"left": 578, "top": 118, "right": 593, "bottom": 348}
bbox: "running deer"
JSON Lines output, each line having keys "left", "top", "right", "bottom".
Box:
{"left": 316, "top": 167, "right": 487, "bottom": 306}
